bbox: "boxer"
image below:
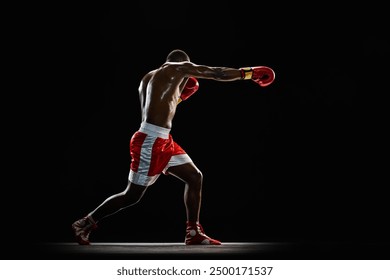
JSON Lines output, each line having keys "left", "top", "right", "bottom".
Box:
{"left": 72, "top": 49, "right": 275, "bottom": 245}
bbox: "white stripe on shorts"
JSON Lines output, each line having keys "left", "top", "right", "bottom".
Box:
{"left": 163, "top": 154, "right": 193, "bottom": 174}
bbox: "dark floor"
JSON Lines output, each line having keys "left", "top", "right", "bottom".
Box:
{"left": 14, "top": 241, "right": 390, "bottom": 260}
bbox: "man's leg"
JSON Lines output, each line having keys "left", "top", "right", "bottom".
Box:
{"left": 166, "top": 162, "right": 221, "bottom": 245}
{"left": 72, "top": 181, "right": 147, "bottom": 245}
{"left": 89, "top": 181, "right": 147, "bottom": 221}
{"left": 167, "top": 162, "right": 202, "bottom": 222}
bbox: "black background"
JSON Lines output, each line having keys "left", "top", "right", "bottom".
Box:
{"left": 9, "top": 1, "right": 389, "bottom": 258}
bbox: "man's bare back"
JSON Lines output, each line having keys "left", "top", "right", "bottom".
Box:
{"left": 139, "top": 63, "right": 189, "bottom": 129}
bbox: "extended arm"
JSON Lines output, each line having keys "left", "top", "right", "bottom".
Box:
{"left": 176, "top": 62, "right": 241, "bottom": 81}
{"left": 176, "top": 63, "right": 276, "bottom": 104}
{"left": 176, "top": 62, "right": 275, "bottom": 86}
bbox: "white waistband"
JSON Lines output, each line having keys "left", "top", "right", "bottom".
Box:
{"left": 139, "top": 122, "right": 170, "bottom": 139}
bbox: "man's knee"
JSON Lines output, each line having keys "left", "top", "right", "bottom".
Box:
{"left": 187, "top": 169, "right": 203, "bottom": 185}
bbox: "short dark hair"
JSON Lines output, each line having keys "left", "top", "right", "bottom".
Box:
{"left": 166, "top": 49, "right": 190, "bottom": 62}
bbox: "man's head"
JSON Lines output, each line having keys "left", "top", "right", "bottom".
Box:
{"left": 166, "top": 49, "right": 190, "bottom": 62}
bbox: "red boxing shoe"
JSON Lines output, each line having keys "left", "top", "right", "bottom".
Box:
{"left": 185, "top": 221, "right": 221, "bottom": 245}
{"left": 71, "top": 215, "right": 97, "bottom": 245}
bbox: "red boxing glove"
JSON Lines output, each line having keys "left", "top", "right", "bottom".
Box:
{"left": 179, "top": 77, "right": 199, "bottom": 103}
{"left": 239, "top": 66, "right": 275, "bottom": 87}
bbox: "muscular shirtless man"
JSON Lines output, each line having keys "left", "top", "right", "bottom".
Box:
{"left": 72, "top": 49, "right": 275, "bottom": 245}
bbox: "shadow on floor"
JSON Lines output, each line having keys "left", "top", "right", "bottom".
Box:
{"left": 15, "top": 241, "right": 390, "bottom": 260}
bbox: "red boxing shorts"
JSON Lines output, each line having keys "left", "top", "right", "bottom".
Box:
{"left": 128, "top": 122, "right": 193, "bottom": 186}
